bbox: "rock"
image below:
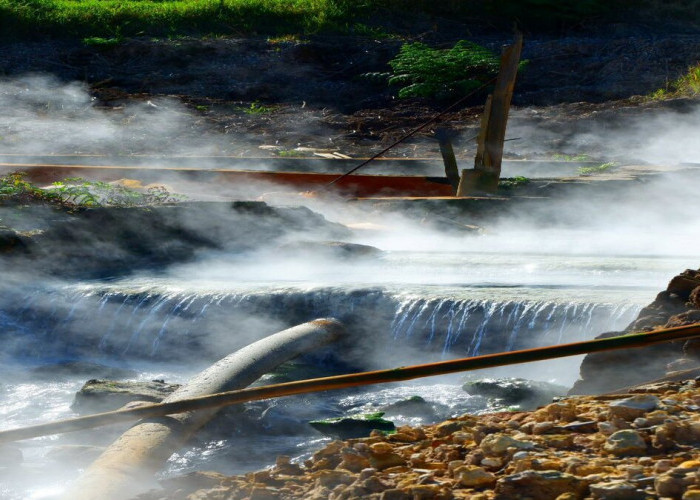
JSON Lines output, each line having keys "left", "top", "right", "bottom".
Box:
{"left": 480, "top": 433, "right": 536, "bottom": 455}
{"left": 665, "top": 310, "right": 700, "bottom": 328}
{"left": 433, "top": 420, "right": 465, "bottom": 437}
{"left": 0, "top": 228, "right": 28, "bottom": 253}
{"left": 689, "top": 286, "right": 700, "bottom": 308}
{"left": 158, "top": 471, "right": 227, "bottom": 492}
{"left": 453, "top": 465, "right": 497, "bottom": 488}
{"left": 380, "top": 396, "right": 442, "bottom": 422}
{"left": 277, "top": 240, "right": 383, "bottom": 260}
{"left": 31, "top": 361, "right": 138, "bottom": 380}
{"left": 604, "top": 430, "right": 647, "bottom": 457}
{"left": 71, "top": 379, "right": 180, "bottom": 414}
{"left": 589, "top": 480, "right": 647, "bottom": 500}
{"left": 369, "top": 451, "right": 406, "bottom": 472}
{"left": 608, "top": 394, "right": 660, "bottom": 420}
{"left": 463, "top": 378, "right": 568, "bottom": 410}
{"left": 309, "top": 412, "right": 395, "bottom": 440}
{"left": 493, "top": 470, "right": 586, "bottom": 500}
{"left": 655, "top": 471, "right": 693, "bottom": 498}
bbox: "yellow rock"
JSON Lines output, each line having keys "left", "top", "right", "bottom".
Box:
{"left": 370, "top": 442, "right": 394, "bottom": 455}
{"left": 453, "top": 465, "right": 497, "bottom": 488}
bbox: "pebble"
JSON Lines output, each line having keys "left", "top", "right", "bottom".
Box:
{"left": 603, "top": 430, "right": 647, "bottom": 456}
{"left": 133, "top": 379, "right": 700, "bottom": 500}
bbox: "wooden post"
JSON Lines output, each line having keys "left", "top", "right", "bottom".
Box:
{"left": 435, "top": 128, "right": 460, "bottom": 193}
{"left": 459, "top": 34, "right": 523, "bottom": 195}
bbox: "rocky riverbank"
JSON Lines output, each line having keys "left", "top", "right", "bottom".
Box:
{"left": 134, "top": 378, "right": 700, "bottom": 500}
{"left": 124, "top": 270, "right": 700, "bottom": 500}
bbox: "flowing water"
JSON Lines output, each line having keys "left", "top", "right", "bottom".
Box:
{"left": 0, "top": 249, "right": 689, "bottom": 499}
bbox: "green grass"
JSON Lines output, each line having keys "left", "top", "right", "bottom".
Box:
{"left": 0, "top": 0, "right": 350, "bottom": 39}
{"left": 0, "top": 0, "right": 658, "bottom": 41}
{"left": 649, "top": 63, "right": 700, "bottom": 100}
{"left": 578, "top": 161, "right": 616, "bottom": 176}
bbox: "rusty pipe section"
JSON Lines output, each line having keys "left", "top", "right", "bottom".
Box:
{"left": 61, "top": 318, "right": 345, "bottom": 500}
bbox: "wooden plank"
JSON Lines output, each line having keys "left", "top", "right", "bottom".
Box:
{"left": 435, "top": 128, "right": 461, "bottom": 193}
{"left": 479, "top": 33, "right": 523, "bottom": 176}
{"left": 460, "top": 34, "right": 523, "bottom": 195}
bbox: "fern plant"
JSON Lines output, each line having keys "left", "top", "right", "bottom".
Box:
{"left": 387, "top": 40, "right": 500, "bottom": 99}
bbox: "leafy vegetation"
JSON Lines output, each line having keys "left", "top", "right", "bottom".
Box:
{"left": 552, "top": 153, "right": 593, "bottom": 162}
{"left": 386, "top": 41, "right": 500, "bottom": 100}
{"left": 498, "top": 176, "right": 531, "bottom": 190}
{"left": 578, "top": 162, "right": 616, "bottom": 176}
{"left": 649, "top": 63, "right": 700, "bottom": 100}
{"left": 241, "top": 101, "right": 275, "bottom": 115}
{"left": 0, "top": 172, "right": 184, "bottom": 209}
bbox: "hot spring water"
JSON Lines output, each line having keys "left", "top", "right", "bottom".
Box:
{"left": 0, "top": 250, "right": 687, "bottom": 499}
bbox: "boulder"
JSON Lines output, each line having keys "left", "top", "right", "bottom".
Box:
{"left": 309, "top": 412, "right": 396, "bottom": 440}
{"left": 493, "top": 470, "right": 586, "bottom": 500}
{"left": 463, "top": 377, "right": 568, "bottom": 410}
{"left": 71, "top": 379, "right": 180, "bottom": 414}
{"left": 276, "top": 240, "right": 382, "bottom": 260}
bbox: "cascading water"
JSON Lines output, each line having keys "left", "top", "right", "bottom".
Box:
{"left": 0, "top": 250, "right": 683, "bottom": 500}
{"left": 1, "top": 283, "right": 642, "bottom": 365}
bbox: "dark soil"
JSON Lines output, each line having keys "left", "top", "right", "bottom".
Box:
{"left": 2, "top": 18, "right": 700, "bottom": 160}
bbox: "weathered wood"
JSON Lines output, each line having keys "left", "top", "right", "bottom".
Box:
{"left": 473, "top": 94, "right": 493, "bottom": 173}
{"left": 60, "top": 318, "right": 346, "bottom": 500}
{"left": 460, "top": 34, "right": 523, "bottom": 195}
{"left": 435, "top": 128, "right": 461, "bottom": 193}
{"left": 477, "top": 34, "right": 523, "bottom": 176}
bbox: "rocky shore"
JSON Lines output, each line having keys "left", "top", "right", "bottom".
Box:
{"left": 135, "top": 378, "right": 700, "bottom": 500}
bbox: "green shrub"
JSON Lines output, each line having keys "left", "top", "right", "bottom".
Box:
{"left": 0, "top": 172, "right": 184, "bottom": 208}
{"left": 387, "top": 40, "right": 500, "bottom": 99}
{"left": 650, "top": 63, "right": 700, "bottom": 99}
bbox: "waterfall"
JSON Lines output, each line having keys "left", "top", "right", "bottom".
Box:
{"left": 0, "top": 284, "right": 643, "bottom": 363}
{"left": 389, "top": 295, "right": 640, "bottom": 357}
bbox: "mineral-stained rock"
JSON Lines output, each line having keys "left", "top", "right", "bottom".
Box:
{"left": 453, "top": 465, "right": 497, "bottom": 488}
{"left": 480, "top": 433, "right": 536, "bottom": 455}
{"left": 604, "top": 430, "right": 647, "bottom": 456}
{"left": 655, "top": 470, "right": 693, "bottom": 498}
{"left": 493, "top": 470, "right": 586, "bottom": 500}
{"left": 608, "top": 394, "right": 660, "bottom": 420}
{"left": 589, "top": 480, "right": 647, "bottom": 500}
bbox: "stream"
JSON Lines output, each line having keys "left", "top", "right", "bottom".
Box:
{"left": 0, "top": 247, "right": 689, "bottom": 499}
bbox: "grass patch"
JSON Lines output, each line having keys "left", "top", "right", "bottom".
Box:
{"left": 649, "top": 63, "right": 700, "bottom": 100}
{"left": 0, "top": 0, "right": 651, "bottom": 41}
{"left": 498, "top": 176, "right": 530, "bottom": 190}
{"left": 239, "top": 101, "right": 275, "bottom": 114}
{"left": 0, "top": 172, "right": 184, "bottom": 209}
{"left": 552, "top": 153, "right": 593, "bottom": 161}
{"left": 578, "top": 162, "right": 616, "bottom": 176}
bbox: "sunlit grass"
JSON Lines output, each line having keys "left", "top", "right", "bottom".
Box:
{"left": 0, "top": 0, "right": 348, "bottom": 39}
{"left": 650, "top": 63, "right": 700, "bottom": 100}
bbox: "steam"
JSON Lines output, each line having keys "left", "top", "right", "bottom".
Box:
{"left": 2, "top": 73, "right": 700, "bottom": 499}
{"left": 507, "top": 101, "right": 700, "bottom": 165}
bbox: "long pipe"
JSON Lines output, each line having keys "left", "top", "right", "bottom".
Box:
{"left": 3, "top": 322, "right": 699, "bottom": 446}
{"left": 60, "top": 318, "right": 346, "bottom": 500}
